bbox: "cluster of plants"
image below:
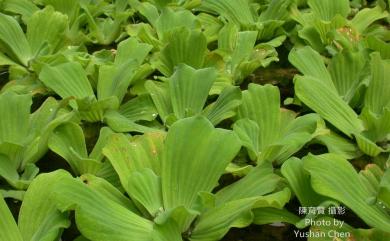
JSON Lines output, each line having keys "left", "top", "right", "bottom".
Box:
{"left": 0, "top": 0, "right": 389, "bottom": 240}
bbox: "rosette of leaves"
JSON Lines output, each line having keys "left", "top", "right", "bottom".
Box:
{"left": 0, "top": 6, "right": 70, "bottom": 93}
{"left": 199, "top": 0, "right": 293, "bottom": 40}
{"left": 34, "top": 0, "right": 134, "bottom": 45}
{"left": 0, "top": 171, "right": 71, "bottom": 241}
{"left": 38, "top": 37, "right": 160, "bottom": 133}
{"left": 126, "top": 4, "right": 281, "bottom": 85}
{"left": 233, "top": 83, "right": 322, "bottom": 165}
{"left": 40, "top": 116, "right": 290, "bottom": 241}
{"left": 290, "top": 0, "right": 389, "bottom": 54}
{"left": 289, "top": 46, "right": 390, "bottom": 157}
{"left": 270, "top": 153, "right": 390, "bottom": 239}
{"left": 146, "top": 64, "right": 242, "bottom": 127}
{"left": 0, "top": 91, "right": 73, "bottom": 192}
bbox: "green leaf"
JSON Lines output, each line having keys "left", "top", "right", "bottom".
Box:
{"left": 157, "top": 29, "right": 207, "bottom": 76}
{"left": 104, "top": 110, "right": 156, "bottom": 133}
{"left": 289, "top": 46, "right": 335, "bottom": 90}
{"left": 152, "top": 219, "right": 183, "bottom": 241}
{"left": 253, "top": 208, "right": 300, "bottom": 226}
{"left": 0, "top": 13, "right": 31, "bottom": 66}
{"left": 41, "top": 0, "right": 80, "bottom": 25}
{"left": 379, "top": 169, "right": 390, "bottom": 208}
{"left": 0, "top": 194, "right": 23, "bottom": 241}
{"left": 307, "top": 0, "right": 350, "bottom": 21}
{"left": 294, "top": 76, "right": 364, "bottom": 137}
{"left": 1, "top": 0, "right": 39, "bottom": 23}
{"left": 361, "top": 108, "right": 390, "bottom": 143}
{"left": 0, "top": 92, "right": 31, "bottom": 146}
{"left": 18, "top": 170, "right": 71, "bottom": 241}
{"left": 97, "top": 37, "right": 152, "bottom": 102}
{"left": 190, "top": 188, "right": 291, "bottom": 241}
{"left": 26, "top": 6, "right": 68, "bottom": 56}
{"left": 161, "top": 116, "right": 241, "bottom": 228}
{"left": 328, "top": 50, "right": 366, "bottom": 103}
{"left": 39, "top": 62, "right": 95, "bottom": 102}
{"left": 202, "top": 86, "right": 241, "bottom": 125}
{"left": 190, "top": 197, "right": 256, "bottom": 241}
{"left": 115, "top": 37, "right": 153, "bottom": 66}
{"left": 365, "top": 36, "right": 390, "bottom": 59}
{"left": 103, "top": 132, "right": 165, "bottom": 190}
{"left": 351, "top": 5, "right": 388, "bottom": 34}
{"left": 154, "top": 8, "right": 199, "bottom": 40}
{"left": 281, "top": 157, "right": 326, "bottom": 207}
{"left": 79, "top": 174, "right": 139, "bottom": 213}
{"left": 201, "top": 0, "right": 256, "bottom": 27}
{"left": 54, "top": 175, "right": 154, "bottom": 241}
{"left": 119, "top": 95, "right": 158, "bottom": 121}
{"left": 238, "top": 84, "right": 280, "bottom": 151}
{"left": 215, "top": 162, "right": 282, "bottom": 204}
{"left": 145, "top": 80, "right": 173, "bottom": 123}
{"left": 127, "top": 168, "right": 163, "bottom": 216}
{"left": 170, "top": 65, "right": 216, "bottom": 119}
{"left": 303, "top": 153, "right": 390, "bottom": 232}
{"left": 48, "top": 122, "right": 100, "bottom": 175}
{"left": 315, "top": 131, "right": 361, "bottom": 159}
{"left": 364, "top": 52, "right": 390, "bottom": 115}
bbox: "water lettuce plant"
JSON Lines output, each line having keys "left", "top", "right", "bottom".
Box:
{"left": 0, "top": 0, "right": 389, "bottom": 241}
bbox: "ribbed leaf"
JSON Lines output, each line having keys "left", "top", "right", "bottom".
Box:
{"left": 201, "top": 0, "right": 256, "bottom": 27}
{"left": 26, "top": 7, "right": 68, "bottom": 56}
{"left": 307, "top": 0, "right": 350, "bottom": 21}
{"left": 253, "top": 208, "right": 300, "bottom": 226}
{"left": 54, "top": 176, "right": 154, "bottom": 241}
{"left": 97, "top": 37, "right": 152, "bottom": 102}
{"left": 294, "top": 76, "right": 364, "bottom": 137}
{"left": 158, "top": 29, "right": 207, "bottom": 76}
{"left": 41, "top": 0, "right": 80, "bottom": 24}
{"left": 216, "top": 162, "right": 281, "bottom": 204}
{"left": 0, "top": 154, "right": 20, "bottom": 186}
{"left": 48, "top": 122, "right": 93, "bottom": 174}
{"left": 152, "top": 219, "right": 183, "bottom": 241}
{"left": 103, "top": 132, "right": 165, "bottom": 190}
{"left": 351, "top": 6, "right": 388, "bottom": 33}
{"left": 0, "top": 13, "right": 31, "bottom": 66}
{"left": 289, "top": 46, "right": 335, "bottom": 90}
{"left": 315, "top": 131, "right": 361, "bottom": 159}
{"left": 115, "top": 37, "right": 153, "bottom": 66}
{"left": 1, "top": 0, "right": 39, "bottom": 22}
{"left": 303, "top": 154, "right": 390, "bottom": 232}
{"left": 0, "top": 92, "right": 31, "bottom": 146}
{"left": 364, "top": 52, "right": 390, "bottom": 115}
{"left": 191, "top": 188, "right": 291, "bottom": 241}
{"left": 39, "top": 62, "right": 95, "bottom": 101}
{"left": 18, "top": 170, "right": 70, "bottom": 241}
{"left": 162, "top": 116, "right": 241, "bottom": 213}
{"left": 190, "top": 198, "right": 257, "bottom": 241}
{"left": 238, "top": 84, "right": 280, "bottom": 151}
{"left": 155, "top": 8, "right": 199, "bottom": 40}
{"left": 170, "top": 65, "right": 216, "bottom": 119}
{"left": 127, "top": 168, "right": 163, "bottom": 216}
{"left": 119, "top": 95, "right": 158, "bottom": 121}
{"left": 281, "top": 157, "right": 325, "bottom": 207}
{"left": 328, "top": 50, "right": 365, "bottom": 102}
{"left": 145, "top": 80, "right": 173, "bottom": 123}
{"left": 79, "top": 174, "right": 139, "bottom": 213}
{"left": 365, "top": 36, "right": 390, "bottom": 59}
{"left": 0, "top": 195, "right": 23, "bottom": 241}
{"left": 379, "top": 169, "right": 390, "bottom": 208}
{"left": 104, "top": 110, "right": 156, "bottom": 133}
{"left": 202, "top": 86, "right": 241, "bottom": 125}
